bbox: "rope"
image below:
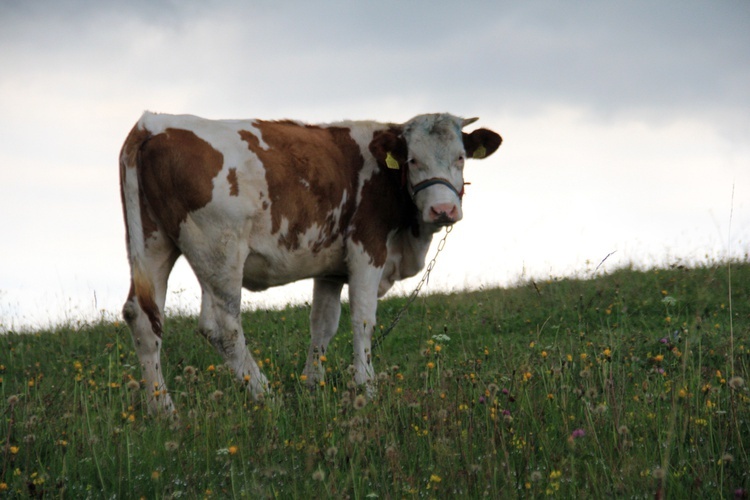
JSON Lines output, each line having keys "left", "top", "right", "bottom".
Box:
{"left": 371, "top": 224, "right": 452, "bottom": 351}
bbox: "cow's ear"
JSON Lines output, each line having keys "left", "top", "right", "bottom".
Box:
{"left": 369, "top": 129, "right": 407, "bottom": 169}
{"left": 463, "top": 128, "right": 502, "bottom": 160}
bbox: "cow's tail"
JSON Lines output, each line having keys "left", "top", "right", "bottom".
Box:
{"left": 119, "top": 120, "right": 162, "bottom": 335}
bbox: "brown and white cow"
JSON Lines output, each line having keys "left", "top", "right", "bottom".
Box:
{"left": 120, "top": 112, "right": 501, "bottom": 414}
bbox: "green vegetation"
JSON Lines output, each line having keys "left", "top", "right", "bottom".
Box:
{"left": 2, "top": 263, "right": 749, "bottom": 498}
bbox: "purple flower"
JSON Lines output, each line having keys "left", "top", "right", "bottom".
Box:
{"left": 659, "top": 337, "right": 669, "bottom": 344}
{"left": 571, "top": 428, "right": 585, "bottom": 439}
{"left": 479, "top": 396, "right": 486, "bottom": 404}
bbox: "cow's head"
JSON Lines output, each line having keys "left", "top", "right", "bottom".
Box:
{"left": 370, "top": 114, "right": 502, "bottom": 229}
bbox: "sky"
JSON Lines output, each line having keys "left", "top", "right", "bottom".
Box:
{"left": 1, "top": 0, "right": 748, "bottom": 331}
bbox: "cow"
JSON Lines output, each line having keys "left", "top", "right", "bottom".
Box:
{"left": 120, "top": 112, "right": 502, "bottom": 414}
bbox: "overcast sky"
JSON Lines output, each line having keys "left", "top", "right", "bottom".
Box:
{"left": 1, "top": 0, "right": 748, "bottom": 331}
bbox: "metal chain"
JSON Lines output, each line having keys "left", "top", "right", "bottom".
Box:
{"left": 371, "top": 225, "right": 452, "bottom": 351}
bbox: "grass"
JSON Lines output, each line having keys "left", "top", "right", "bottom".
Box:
{"left": 1, "top": 262, "right": 749, "bottom": 498}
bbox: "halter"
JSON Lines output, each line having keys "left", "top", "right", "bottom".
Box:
{"left": 410, "top": 177, "right": 465, "bottom": 200}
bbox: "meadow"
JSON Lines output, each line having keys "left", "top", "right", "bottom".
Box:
{"left": 1, "top": 262, "right": 749, "bottom": 498}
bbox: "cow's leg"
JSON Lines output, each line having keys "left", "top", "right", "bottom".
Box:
{"left": 185, "top": 232, "right": 270, "bottom": 399}
{"left": 347, "top": 266, "right": 383, "bottom": 394}
{"left": 122, "top": 232, "right": 180, "bottom": 415}
{"left": 302, "top": 278, "right": 344, "bottom": 386}
{"left": 197, "top": 286, "right": 269, "bottom": 397}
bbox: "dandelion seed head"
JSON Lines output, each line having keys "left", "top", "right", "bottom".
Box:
{"left": 210, "top": 390, "right": 224, "bottom": 402}
{"left": 312, "top": 469, "right": 325, "bottom": 481}
{"left": 729, "top": 376, "right": 745, "bottom": 390}
{"left": 353, "top": 394, "right": 367, "bottom": 410}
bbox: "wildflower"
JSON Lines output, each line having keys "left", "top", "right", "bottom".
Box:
{"left": 151, "top": 471, "right": 160, "bottom": 480}
{"left": 549, "top": 470, "right": 562, "bottom": 480}
{"left": 7, "top": 395, "right": 19, "bottom": 406}
{"left": 312, "top": 469, "right": 325, "bottom": 481}
{"left": 522, "top": 371, "right": 532, "bottom": 382}
{"left": 729, "top": 376, "right": 745, "bottom": 390}
{"left": 0, "top": 483, "right": 7, "bottom": 492}
{"left": 653, "top": 354, "right": 664, "bottom": 363}
{"left": 228, "top": 446, "right": 238, "bottom": 455}
{"left": 721, "top": 453, "right": 734, "bottom": 464}
{"left": 126, "top": 379, "right": 140, "bottom": 390}
{"left": 165, "top": 441, "right": 179, "bottom": 452}
{"left": 571, "top": 428, "right": 586, "bottom": 439}
{"left": 299, "top": 374, "right": 308, "bottom": 383}
{"left": 617, "top": 425, "right": 630, "bottom": 436}
{"left": 353, "top": 394, "right": 367, "bottom": 410}
{"left": 210, "top": 390, "right": 224, "bottom": 402}
{"left": 207, "top": 365, "right": 215, "bottom": 372}
{"left": 326, "top": 446, "right": 338, "bottom": 460}
{"left": 9, "top": 446, "right": 19, "bottom": 454}
{"left": 429, "top": 474, "right": 442, "bottom": 483}
{"left": 348, "top": 430, "right": 364, "bottom": 444}
{"left": 487, "top": 383, "right": 499, "bottom": 396}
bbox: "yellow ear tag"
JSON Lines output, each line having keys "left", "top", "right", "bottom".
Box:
{"left": 385, "top": 152, "right": 400, "bottom": 169}
{"left": 472, "top": 145, "right": 487, "bottom": 159}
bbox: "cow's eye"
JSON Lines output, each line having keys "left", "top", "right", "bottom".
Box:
{"left": 408, "top": 158, "right": 417, "bottom": 166}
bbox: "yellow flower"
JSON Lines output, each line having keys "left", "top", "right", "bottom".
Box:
{"left": 430, "top": 474, "right": 442, "bottom": 483}
{"left": 602, "top": 348, "right": 612, "bottom": 357}
{"left": 151, "top": 471, "right": 160, "bottom": 480}
{"left": 9, "top": 446, "right": 19, "bottom": 454}
{"left": 653, "top": 354, "right": 664, "bottom": 362}
{"left": 580, "top": 353, "right": 588, "bottom": 361}
{"left": 299, "top": 374, "right": 308, "bottom": 382}
{"left": 228, "top": 446, "right": 238, "bottom": 455}
{"left": 541, "top": 351, "right": 548, "bottom": 359}
{"left": 427, "top": 362, "right": 435, "bottom": 370}
{"left": 523, "top": 372, "right": 532, "bottom": 382}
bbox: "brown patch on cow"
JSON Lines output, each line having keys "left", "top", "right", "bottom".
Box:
{"left": 239, "top": 121, "right": 362, "bottom": 251}
{"left": 227, "top": 168, "right": 239, "bottom": 196}
{"left": 127, "top": 264, "right": 163, "bottom": 337}
{"left": 350, "top": 129, "right": 418, "bottom": 267}
{"left": 137, "top": 128, "right": 225, "bottom": 239}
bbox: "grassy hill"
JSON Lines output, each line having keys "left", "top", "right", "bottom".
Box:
{"left": 1, "top": 262, "right": 749, "bottom": 498}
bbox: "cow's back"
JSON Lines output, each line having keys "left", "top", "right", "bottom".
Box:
{"left": 128, "top": 113, "right": 391, "bottom": 289}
